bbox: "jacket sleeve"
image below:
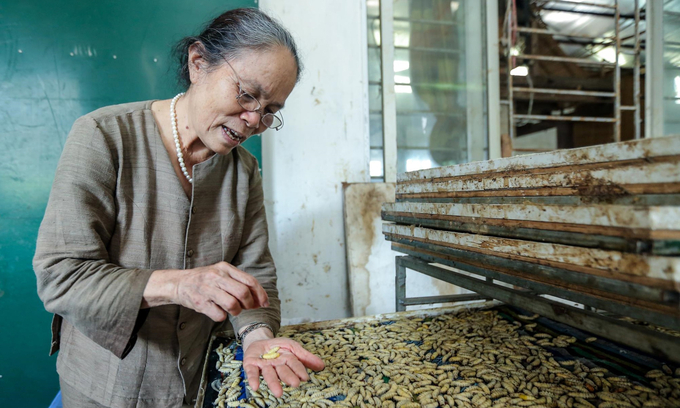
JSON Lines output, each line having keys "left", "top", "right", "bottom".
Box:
{"left": 33, "top": 115, "right": 154, "bottom": 359}
{"left": 228, "top": 159, "right": 281, "bottom": 337}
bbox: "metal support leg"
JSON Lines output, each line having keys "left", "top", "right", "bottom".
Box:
{"left": 486, "top": 277, "right": 493, "bottom": 300}
{"left": 396, "top": 257, "right": 407, "bottom": 312}
{"left": 395, "top": 256, "right": 488, "bottom": 311}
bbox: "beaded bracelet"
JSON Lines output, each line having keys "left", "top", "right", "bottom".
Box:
{"left": 236, "top": 322, "right": 274, "bottom": 344}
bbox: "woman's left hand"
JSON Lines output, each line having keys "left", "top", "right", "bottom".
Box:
{"left": 242, "top": 337, "right": 325, "bottom": 398}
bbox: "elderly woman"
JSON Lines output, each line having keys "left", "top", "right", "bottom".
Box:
{"left": 33, "top": 8, "right": 323, "bottom": 408}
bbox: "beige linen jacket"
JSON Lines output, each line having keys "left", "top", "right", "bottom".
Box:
{"left": 33, "top": 101, "right": 281, "bottom": 408}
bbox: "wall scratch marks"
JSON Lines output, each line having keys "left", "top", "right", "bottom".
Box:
{"left": 37, "top": 74, "right": 63, "bottom": 150}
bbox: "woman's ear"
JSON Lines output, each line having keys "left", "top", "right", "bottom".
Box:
{"left": 188, "top": 42, "right": 207, "bottom": 85}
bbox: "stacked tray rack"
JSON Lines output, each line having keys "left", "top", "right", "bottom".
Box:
{"left": 381, "top": 135, "right": 680, "bottom": 364}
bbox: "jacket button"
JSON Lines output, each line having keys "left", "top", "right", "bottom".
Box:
{"left": 179, "top": 322, "right": 186, "bottom": 330}
{"left": 181, "top": 358, "right": 187, "bottom": 366}
{"left": 191, "top": 206, "right": 196, "bottom": 214}
{"left": 187, "top": 249, "right": 194, "bottom": 258}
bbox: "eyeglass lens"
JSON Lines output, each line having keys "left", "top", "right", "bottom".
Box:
{"left": 237, "top": 94, "right": 282, "bottom": 129}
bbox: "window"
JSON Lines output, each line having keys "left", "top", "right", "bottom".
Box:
{"left": 664, "top": 1, "right": 680, "bottom": 135}
{"left": 367, "top": 0, "right": 491, "bottom": 181}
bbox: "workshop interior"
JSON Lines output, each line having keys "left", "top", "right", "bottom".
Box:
{"left": 1, "top": 1, "right": 679, "bottom": 407}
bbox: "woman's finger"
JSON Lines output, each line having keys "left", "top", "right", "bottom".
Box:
{"left": 244, "top": 363, "right": 261, "bottom": 391}
{"left": 221, "top": 263, "right": 270, "bottom": 308}
{"left": 260, "top": 365, "right": 282, "bottom": 398}
{"left": 198, "top": 299, "right": 228, "bottom": 322}
{"left": 285, "top": 340, "right": 325, "bottom": 371}
{"left": 275, "top": 364, "right": 300, "bottom": 388}
{"left": 285, "top": 355, "right": 310, "bottom": 382}
{"left": 216, "top": 278, "right": 256, "bottom": 309}
{"left": 206, "top": 288, "right": 243, "bottom": 316}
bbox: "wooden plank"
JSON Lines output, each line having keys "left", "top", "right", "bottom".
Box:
{"left": 382, "top": 224, "right": 680, "bottom": 286}
{"left": 383, "top": 213, "right": 680, "bottom": 255}
{"left": 383, "top": 202, "right": 680, "bottom": 236}
{"left": 397, "top": 159, "right": 680, "bottom": 196}
{"left": 400, "top": 156, "right": 680, "bottom": 187}
{"left": 382, "top": 202, "right": 680, "bottom": 254}
{"left": 383, "top": 211, "right": 678, "bottom": 241}
{"left": 397, "top": 135, "right": 680, "bottom": 183}
{"left": 396, "top": 194, "right": 680, "bottom": 206}
{"left": 397, "top": 183, "right": 680, "bottom": 199}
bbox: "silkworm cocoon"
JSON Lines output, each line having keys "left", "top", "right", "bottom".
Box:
{"left": 519, "top": 314, "right": 540, "bottom": 320}
{"left": 646, "top": 370, "right": 664, "bottom": 379}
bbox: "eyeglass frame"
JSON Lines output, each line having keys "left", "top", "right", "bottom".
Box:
{"left": 222, "top": 57, "right": 285, "bottom": 131}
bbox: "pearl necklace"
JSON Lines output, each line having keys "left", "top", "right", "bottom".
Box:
{"left": 170, "top": 92, "right": 192, "bottom": 184}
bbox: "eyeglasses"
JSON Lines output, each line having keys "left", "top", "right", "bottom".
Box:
{"left": 223, "top": 57, "right": 284, "bottom": 131}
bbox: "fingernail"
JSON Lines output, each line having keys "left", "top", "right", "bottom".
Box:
{"left": 263, "top": 301, "right": 270, "bottom": 308}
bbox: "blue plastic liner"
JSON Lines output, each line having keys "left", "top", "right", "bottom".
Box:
{"left": 48, "top": 391, "right": 62, "bottom": 408}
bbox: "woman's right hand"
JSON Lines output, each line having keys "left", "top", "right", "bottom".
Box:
{"left": 142, "top": 261, "right": 270, "bottom": 321}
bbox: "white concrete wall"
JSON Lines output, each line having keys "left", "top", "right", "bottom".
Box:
{"left": 259, "top": 0, "right": 370, "bottom": 325}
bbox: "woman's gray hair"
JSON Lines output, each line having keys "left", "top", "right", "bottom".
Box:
{"left": 174, "top": 8, "right": 302, "bottom": 89}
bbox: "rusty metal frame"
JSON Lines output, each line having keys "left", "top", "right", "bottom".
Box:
{"left": 387, "top": 236, "right": 679, "bottom": 308}
{"left": 394, "top": 255, "right": 680, "bottom": 364}
{"left": 505, "top": 0, "right": 643, "bottom": 146}
{"left": 395, "top": 261, "right": 487, "bottom": 311}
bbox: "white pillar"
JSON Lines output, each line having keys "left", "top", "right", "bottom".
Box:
{"left": 646, "top": 0, "right": 664, "bottom": 138}
{"left": 465, "top": 0, "right": 487, "bottom": 162}
{"left": 258, "top": 0, "right": 370, "bottom": 323}
{"left": 380, "top": 0, "right": 398, "bottom": 182}
{"left": 486, "top": 0, "right": 502, "bottom": 159}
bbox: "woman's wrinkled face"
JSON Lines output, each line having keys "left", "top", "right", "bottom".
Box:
{"left": 186, "top": 45, "right": 298, "bottom": 155}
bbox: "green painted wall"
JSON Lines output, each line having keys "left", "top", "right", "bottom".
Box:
{"left": 0, "top": 1, "right": 259, "bottom": 406}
